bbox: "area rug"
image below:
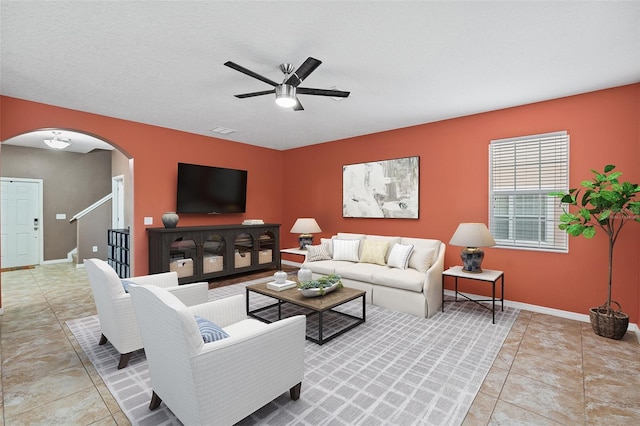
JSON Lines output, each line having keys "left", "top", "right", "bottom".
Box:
{"left": 67, "top": 278, "right": 519, "bottom": 425}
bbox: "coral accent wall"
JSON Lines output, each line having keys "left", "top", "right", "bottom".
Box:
{"left": 0, "top": 96, "right": 284, "bottom": 283}
{"left": 282, "top": 84, "right": 640, "bottom": 324}
{"left": 1, "top": 84, "right": 638, "bottom": 325}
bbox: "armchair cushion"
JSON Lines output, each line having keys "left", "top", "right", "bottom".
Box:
{"left": 121, "top": 279, "right": 135, "bottom": 293}
{"left": 194, "top": 316, "right": 229, "bottom": 343}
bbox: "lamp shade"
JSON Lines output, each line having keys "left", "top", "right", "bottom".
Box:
{"left": 290, "top": 218, "right": 322, "bottom": 234}
{"left": 449, "top": 223, "right": 496, "bottom": 248}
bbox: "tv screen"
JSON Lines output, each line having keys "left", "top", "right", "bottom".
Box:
{"left": 176, "top": 163, "right": 247, "bottom": 214}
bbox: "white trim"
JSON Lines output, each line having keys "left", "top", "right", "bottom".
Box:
{"left": 0, "top": 307, "right": 4, "bottom": 315}
{"left": 444, "top": 289, "right": 640, "bottom": 344}
{"left": 42, "top": 258, "right": 73, "bottom": 265}
{"left": 69, "top": 193, "right": 112, "bottom": 222}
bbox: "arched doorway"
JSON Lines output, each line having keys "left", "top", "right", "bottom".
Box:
{"left": 1, "top": 129, "right": 134, "bottom": 269}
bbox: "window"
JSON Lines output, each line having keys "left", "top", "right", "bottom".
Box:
{"left": 489, "top": 131, "right": 569, "bottom": 251}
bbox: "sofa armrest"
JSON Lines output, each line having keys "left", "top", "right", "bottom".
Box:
{"left": 423, "top": 242, "right": 445, "bottom": 317}
{"left": 187, "top": 294, "right": 247, "bottom": 327}
{"left": 124, "top": 271, "right": 178, "bottom": 289}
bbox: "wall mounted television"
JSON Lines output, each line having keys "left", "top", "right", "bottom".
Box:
{"left": 176, "top": 162, "right": 248, "bottom": 214}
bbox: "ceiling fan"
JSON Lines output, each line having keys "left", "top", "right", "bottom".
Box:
{"left": 224, "top": 57, "right": 350, "bottom": 111}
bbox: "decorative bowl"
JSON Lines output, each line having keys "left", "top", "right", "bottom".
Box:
{"left": 299, "top": 281, "right": 340, "bottom": 297}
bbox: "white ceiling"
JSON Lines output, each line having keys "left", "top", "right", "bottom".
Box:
{"left": 1, "top": 1, "right": 639, "bottom": 152}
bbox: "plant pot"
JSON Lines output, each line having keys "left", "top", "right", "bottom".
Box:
{"left": 589, "top": 305, "right": 629, "bottom": 340}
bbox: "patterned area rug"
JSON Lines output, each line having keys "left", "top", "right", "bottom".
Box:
{"left": 67, "top": 278, "right": 519, "bottom": 425}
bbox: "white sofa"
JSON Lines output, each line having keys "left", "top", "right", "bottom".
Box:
{"left": 301, "top": 233, "right": 445, "bottom": 318}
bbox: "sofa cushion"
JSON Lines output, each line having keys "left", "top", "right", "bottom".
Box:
{"left": 333, "top": 239, "right": 360, "bottom": 262}
{"left": 335, "top": 262, "right": 388, "bottom": 282}
{"left": 303, "top": 259, "right": 342, "bottom": 275}
{"left": 306, "top": 244, "right": 332, "bottom": 262}
{"left": 408, "top": 247, "right": 436, "bottom": 273}
{"left": 359, "top": 239, "right": 389, "bottom": 266}
{"left": 387, "top": 243, "right": 414, "bottom": 269}
{"left": 372, "top": 268, "right": 425, "bottom": 292}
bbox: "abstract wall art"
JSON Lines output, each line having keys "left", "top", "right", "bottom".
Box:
{"left": 343, "top": 156, "right": 419, "bottom": 218}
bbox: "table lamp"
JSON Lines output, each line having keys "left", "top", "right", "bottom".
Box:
{"left": 449, "top": 223, "right": 496, "bottom": 273}
{"left": 290, "top": 218, "right": 322, "bottom": 249}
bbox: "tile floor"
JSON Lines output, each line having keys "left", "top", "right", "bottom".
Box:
{"left": 1, "top": 263, "right": 639, "bottom": 425}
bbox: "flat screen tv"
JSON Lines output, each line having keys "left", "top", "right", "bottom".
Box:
{"left": 176, "top": 163, "right": 247, "bottom": 214}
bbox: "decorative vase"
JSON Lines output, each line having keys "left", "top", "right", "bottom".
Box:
{"left": 162, "top": 212, "right": 179, "bottom": 228}
{"left": 274, "top": 270, "right": 288, "bottom": 284}
{"left": 297, "top": 267, "right": 312, "bottom": 283}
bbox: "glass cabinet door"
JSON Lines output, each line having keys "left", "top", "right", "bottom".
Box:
{"left": 202, "top": 233, "right": 226, "bottom": 274}
{"left": 234, "top": 232, "right": 253, "bottom": 269}
{"left": 258, "top": 231, "right": 276, "bottom": 264}
{"left": 169, "top": 237, "right": 196, "bottom": 279}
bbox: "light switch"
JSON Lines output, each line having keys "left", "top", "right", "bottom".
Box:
{"left": 144, "top": 217, "right": 153, "bottom": 225}
{"left": 56, "top": 213, "right": 66, "bottom": 220}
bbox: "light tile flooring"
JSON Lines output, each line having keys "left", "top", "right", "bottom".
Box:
{"left": 1, "top": 263, "right": 639, "bottom": 425}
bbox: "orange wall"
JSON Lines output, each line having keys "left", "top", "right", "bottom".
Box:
{"left": 2, "top": 84, "right": 639, "bottom": 324}
{"left": 282, "top": 84, "right": 640, "bottom": 324}
{"left": 0, "top": 96, "right": 284, "bottom": 281}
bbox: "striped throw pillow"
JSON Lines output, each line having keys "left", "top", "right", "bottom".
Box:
{"left": 387, "top": 243, "right": 414, "bottom": 270}
{"left": 332, "top": 239, "right": 360, "bottom": 262}
{"left": 194, "top": 316, "right": 229, "bottom": 343}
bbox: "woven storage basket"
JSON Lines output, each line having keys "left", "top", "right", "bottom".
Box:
{"left": 589, "top": 302, "right": 629, "bottom": 340}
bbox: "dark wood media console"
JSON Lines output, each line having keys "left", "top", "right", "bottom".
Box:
{"left": 147, "top": 224, "right": 280, "bottom": 284}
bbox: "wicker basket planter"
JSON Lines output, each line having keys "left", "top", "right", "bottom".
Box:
{"left": 589, "top": 303, "right": 629, "bottom": 340}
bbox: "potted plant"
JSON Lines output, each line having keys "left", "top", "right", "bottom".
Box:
{"left": 551, "top": 165, "right": 640, "bottom": 339}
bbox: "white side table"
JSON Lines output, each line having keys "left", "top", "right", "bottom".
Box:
{"left": 442, "top": 266, "right": 504, "bottom": 324}
{"left": 280, "top": 247, "right": 307, "bottom": 263}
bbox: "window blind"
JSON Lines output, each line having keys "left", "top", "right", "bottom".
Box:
{"left": 489, "top": 131, "right": 569, "bottom": 251}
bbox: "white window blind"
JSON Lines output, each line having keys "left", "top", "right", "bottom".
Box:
{"left": 489, "top": 131, "right": 569, "bottom": 251}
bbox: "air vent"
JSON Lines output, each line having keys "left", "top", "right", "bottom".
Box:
{"left": 210, "top": 126, "right": 235, "bottom": 135}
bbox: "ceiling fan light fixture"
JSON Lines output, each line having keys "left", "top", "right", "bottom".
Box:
{"left": 275, "top": 84, "right": 296, "bottom": 108}
{"left": 43, "top": 131, "right": 71, "bottom": 149}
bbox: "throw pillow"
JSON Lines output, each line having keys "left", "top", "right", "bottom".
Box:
{"left": 194, "top": 315, "right": 229, "bottom": 343}
{"left": 120, "top": 279, "right": 135, "bottom": 293}
{"left": 321, "top": 238, "right": 334, "bottom": 257}
{"left": 359, "top": 240, "right": 390, "bottom": 266}
{"left": 332, "top": 239, "right": 360, "bottom": 262}
{"left": 306, "top": 244, "right": 331, "bottom": 262}
{"left": 408, "top": 247, "right": 436, "bottom": 273}
{"left": 387, "top": 243, "right": 414, "bottom": 270}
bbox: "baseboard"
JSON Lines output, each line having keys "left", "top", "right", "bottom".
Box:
{"left": 42, "top": 258, "right": 72, "bottom": 265}
{"left": 444, "top": 289, "right": 640, "bottom": 344}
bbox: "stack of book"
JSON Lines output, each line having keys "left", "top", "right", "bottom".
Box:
{"left": 242, "top": 219, "right": 264, "bottom": 225}
{"left": 266, "top": 280, "right": 296, "bottom": 291}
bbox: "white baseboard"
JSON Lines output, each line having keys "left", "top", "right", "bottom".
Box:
{"left": 42, "top": 258, "right": 71, "bottom": 265}
{"left": 0, "top": 307, "right": 4, "bottom": 315}
{"left": 444, "top": 289, "right": 640, "bottom": 344}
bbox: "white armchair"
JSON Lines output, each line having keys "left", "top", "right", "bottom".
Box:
{"left": 84, "top": 258, "right": 209, "bottom": 369}
{"left": 128, "top": 284, "right": 306, "bottom": 426}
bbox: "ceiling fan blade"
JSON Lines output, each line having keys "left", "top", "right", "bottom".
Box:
{"left": 224, "top": 61, "right": 278, "bottom": 87}
{"left": 234, "top": 89, "right": 275, "bottom": 99}
{"left": 285, "top": 57, "right": 322, "bottom": 87}
{"left": 292, "top": 98, "right": 304, "bottom": 111}
{"left": 297, "top": 87, "right": 350, "bottom": 98}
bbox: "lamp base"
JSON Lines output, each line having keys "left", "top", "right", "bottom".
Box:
{"left": 460, "top": 247, "right": 485, "bottom": 273}
{"left": 298, "top": 234, "right": 313, "bottom": 249}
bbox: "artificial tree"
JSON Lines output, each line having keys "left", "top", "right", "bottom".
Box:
{"left": 551, "top": 165, "right": 640, "bottom": 339}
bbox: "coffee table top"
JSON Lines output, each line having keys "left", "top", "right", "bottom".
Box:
{"left": 247, "top": 282, "right": 365, "bottom": 312}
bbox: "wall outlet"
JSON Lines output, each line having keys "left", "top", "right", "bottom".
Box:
{"left": 92, "top": 246, "right": 98, "bottom": 252}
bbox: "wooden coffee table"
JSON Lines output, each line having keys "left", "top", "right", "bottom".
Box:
{"left": 246, "top": 282, "right": 366, "bottom": 345}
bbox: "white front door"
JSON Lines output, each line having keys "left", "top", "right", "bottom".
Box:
{"left": 1, "top": 178, "right": 42, "bottom": 268}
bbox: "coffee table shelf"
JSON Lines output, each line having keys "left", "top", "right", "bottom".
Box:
{"left": 246, "top": 282, "right": 366, "bottom": 345}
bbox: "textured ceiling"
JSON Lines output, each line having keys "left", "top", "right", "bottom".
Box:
{"left": 1, "top": 1, "right": 639, "bottom": 151}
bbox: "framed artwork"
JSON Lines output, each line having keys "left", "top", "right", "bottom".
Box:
{"left": 343, "top": 156, "right": 419, "bottom": 218}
